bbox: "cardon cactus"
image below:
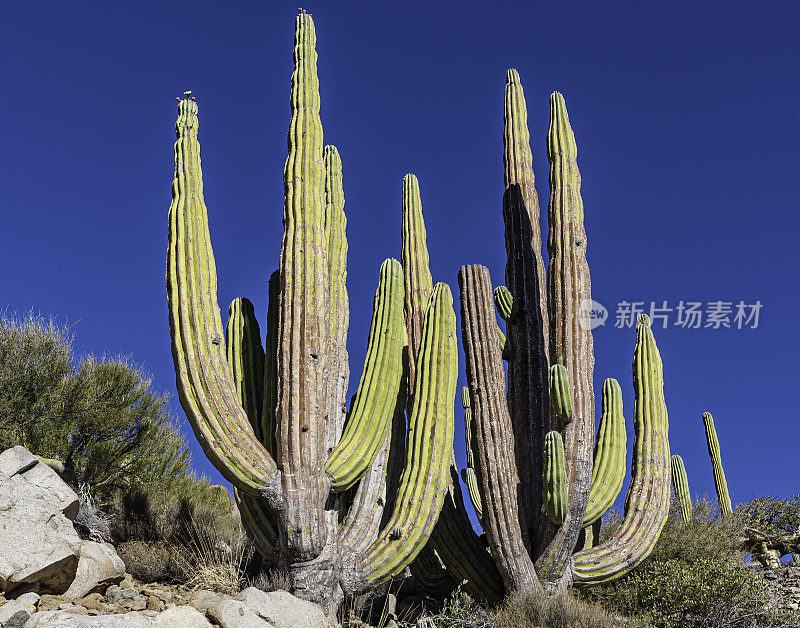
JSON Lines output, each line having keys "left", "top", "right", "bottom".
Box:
{"left": 425, "top": 71, "right": 671, "bottom": 596}
{"left": 703, "top": 412, "right": 733, "bottom": 516}
{"left": 166, "top": 10, "right": 457, "bottom": 612}
{"left": 671, "top": 454, "right": 693, "bottom": 524}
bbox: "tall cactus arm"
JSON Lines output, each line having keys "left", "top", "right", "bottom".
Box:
{"left": 224, "top": 298, "right": 280, "bottom": 561}
{"left": 572, "top": 315, "right": 671, "bottom": 585}
{"left": 430, "top": 461, "right": 505, "bottom": 603}
{"left": 459, "top": 264, "right": 541, "bottom": 592}
{"left": 583, "top": 378, "right": 626, "bottom": 527}
{"left": 338, "top": 397, "right": 405, "bottom": 555}
{"left": 671, "top": 454, "right": 692, "bottom": 524}
{"left": 260, "top": 271, "right": 280, "bottom": 455}
{"left": 275, "top": 11, "right": 331, "bottom": 561}
{"left": 703, "top": 412, "right": 732, "bottom": 516}
{"left": 427, "top": 386, "right": 503, "bottom": 602}
{"left": 351, "top": 283, "right": 457, "bottom": 591}
{"left": 225, "top": 298, "right": 265, "bottom": 438}
{"left": 537, "top": 92, "right": 595, "bottom": 585}
{"left": 549, "top": 364, "right": 573, "bottom": 427}
{"left": 166, "top": 97, "right": 280, "bottom": 502}
{"left": 325, "top": 259, "right": 407, "bottom": 491}
{"left": 461, "top": 386, "right": 484, "bottom": 521}
{"left": 324, "top": 145, "right": 349, "bottom": 449}
{"left": 401, "top": 173, "right": 434, "bottom": 394}
{"left": 543, "top": 432, "right": 568, "bottom": 525}
{"left": 502, "top": 70, "right": 551, "bottom": 546}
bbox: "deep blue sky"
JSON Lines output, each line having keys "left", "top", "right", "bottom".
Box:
{"left": 2, "top": 2, "right": 798, "bottom": 519}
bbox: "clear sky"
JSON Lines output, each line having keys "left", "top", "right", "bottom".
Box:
{"left": 2, "top": 1, "right": 798, "bottom": 520}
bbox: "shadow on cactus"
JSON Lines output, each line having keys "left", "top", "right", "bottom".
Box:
{"left": 422, "top": 70, "right": 672, "bottom": 599}
{"left": 166, "top": 10, "right": 457, "bottom": 613}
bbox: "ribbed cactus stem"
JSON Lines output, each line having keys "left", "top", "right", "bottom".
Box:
{"left": 572, "top": 315, "right": 671, "bottom": 585}
{"left": 401, "top": 174, "right": 434, "bottom": 394}
{"left": 356, "top": 283, "right": 457, "bottom": 588}
{"left": 543, "top": 432, "right": 568, "bottom": 525}
{"left": 549, "top": 364, "right": 573, "bottom": 426}
{"left": 461, "top": 386, "right": 483, "bottom": 521}
{"left": 459, "top": 264, "right": 540, "bottom": 592}
{"left": 275, "top": 9, "right": 331, "bottom": 560}
{"left": 536, "top": 91, "right": 595, "bottom": 585}
{"left": 261, "top": 271, "right": 280, "bottom": 455}
{"left": 502, "top": 69, "right": 550, "bottom": 550}
{"left": 226, "top": 298, "right": 266, "bottom": 437}
{"left": 671, "top": 454, "right": 692, "bottom": 524}
{"left": 166, "top": 96, "right": 281, "bottom": 501}
{"left": 494, "top": 285, "right": 514, "bottom": 322}
{"left": 325, "top": 259, "right": 407, "bottom": 491}
{"left": 323, "top": 145, "right": 349, "bottom": 447}
{"left": 583, "top": 378, "right": 626, "bottom": 527}
{"left": 703, "top": 412, "right": 732, "bottom": 516}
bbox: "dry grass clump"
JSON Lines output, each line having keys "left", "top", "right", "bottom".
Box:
{"left": 427, "top": 584, "right": 628, "bottom": 628}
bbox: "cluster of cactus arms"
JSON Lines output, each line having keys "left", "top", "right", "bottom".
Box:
{"left": 166, "top": 10, "right": 459, "bottom": 612}
{"left": 671, "top": 454, "right": 693, "bottom": 524}
{"left": 417, "top": 70, "right": 672, "bottom": 597}
{"left": 703, "top": 412, "right": 733, "bottom": 516}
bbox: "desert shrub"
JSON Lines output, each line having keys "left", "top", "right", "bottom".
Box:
{"left": 0, "top": 313, "right": 252, "bottom": 587}
{"left": 737, "top": 495, "right": 800, "bottom": 536}
{"left": 582, "top": 498, "right": 785, "bottom": 627}
{"left": 0, "top": 313, "right": 190, "bottom": 505}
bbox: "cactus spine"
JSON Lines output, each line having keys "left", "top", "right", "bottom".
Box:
{"left": 671, "top": 454, "right": 692, "bottom": 524}
{"left": 166, "top": 11, "right": 456, "bottom": 612}
{"left": 703, "top": 412, "right": 733, "bottom": 516}
{"left": 426, "top": 71, "right": 670, "bottom": 596}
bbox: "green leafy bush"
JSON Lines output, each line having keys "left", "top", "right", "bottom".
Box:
{"left": 0, "top": 313, "right": 259, "bottom": 586}
{"left": 0, "top": 314, "right": 189, "bottom": 503}
{"left": 582, "top": 499, "right": 787, "bottom": 627}
{"left": 737, "top": 495, "right": 800, "bottom": 537}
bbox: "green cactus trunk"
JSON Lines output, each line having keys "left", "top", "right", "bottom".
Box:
{"left": 671, "top": 454, "right": 693, "bottom": 524}
{"left": 425, "top": 72, "right": 671, "bottom": 599}
{"left": 703, "top": 412, "right": 733, "bottom": 516}
{"left": 166, "top": 10, "right": 457, "bottom": 614}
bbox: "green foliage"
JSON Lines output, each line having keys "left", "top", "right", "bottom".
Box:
{"left": 737, "top": 495, "right": 800, "bottom": 536}
{"left": 0, "top": 313, "right": 190, "bottom": 504}
{"left": 583, "top": 498, "right": 786, "bottom": 627}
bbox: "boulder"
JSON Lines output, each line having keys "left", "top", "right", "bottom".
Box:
{"left": 22, "top": 606, "right": 212, "bottom": 627}
{"left": 0, "top": 447, "right": 81, "bottom": 594}
{"left": 0, "top": 598, "right": 37, "bottom": 628}
{"left": 63, "top": 543, "right": 125, "bottom": 599}
{"left": 238, "top": 587, "right": 327, "bottom": 628}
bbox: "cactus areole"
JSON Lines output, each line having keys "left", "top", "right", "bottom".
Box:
{"left": 166, "top": 10, "right": 457, "bottom": 613}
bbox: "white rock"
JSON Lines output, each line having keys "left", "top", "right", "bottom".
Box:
{"left": 63, "top": 541, "right": 126, "bottom": 599}
{"left": 238, "top": 587, "right": 327, "bottom": 628}
{"left": 155, "top": 606, "right": 214, "bottom": 627}
{"left": 22, "top": 606, "right": 212, "bottom": 627}
{"left": 204, "top": 598, "right": 273, "bottom": 628}
{"left": 0, "top": 447, "right": 81, "bottom": 594}
{"left": 0, "top": 598, "right": 36, "bottom": 628}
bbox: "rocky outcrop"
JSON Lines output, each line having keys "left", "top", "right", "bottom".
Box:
{"left": 23, "top": 606, "right": 212, "bottom": 627}
{"left": 0, "top": 447, "right": 336, "bottom": 627}
{"left": 0, "top": 447, "right": 81, "bottom": 594}
{"left": 64, "top": 542, "right": 126, "bottom": 600}
{"left": 189, "top": 587, "right": 327, "bottom": 628}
